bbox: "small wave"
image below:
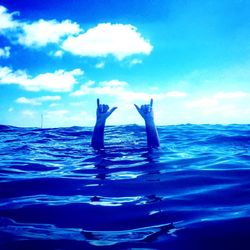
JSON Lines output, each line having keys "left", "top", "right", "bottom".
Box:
{"left": 0, "top": 124, "right": 250, "bottom": 249}
{"left": 81, "top": 222, "right": 175, "bottom": 246}
{"left": 0, "top": 125, "right": 18, "bottom": 132}
{"left": 208, "top": 135, "right": 250, "bottom": 144}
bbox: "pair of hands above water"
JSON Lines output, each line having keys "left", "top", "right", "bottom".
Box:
{"left": 95, "top": 98, "right": 155, "bottom": 124}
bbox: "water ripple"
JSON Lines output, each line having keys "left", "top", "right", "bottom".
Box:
{"left": 0, "top": 124, "right": 250, "bottom": 249}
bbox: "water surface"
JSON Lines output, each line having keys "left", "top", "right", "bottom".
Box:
{"left": 0, "top": 124, "right": 250, "bottom": 249}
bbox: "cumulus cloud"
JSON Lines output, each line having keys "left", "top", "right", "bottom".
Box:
{"left": 21, "top": 110, "right": 35, "bottom": 117}
{"left": 118, "top": 90, "right": 187, "bottom": 102}
{"left": 16, "top": 95, "right": 61, "bottom": 105}
{"left": 130, "top": 59, "right": 143, "bottom": 66}
{"left": 187, "top": 97, "right": 218, "bottom": 109}
{"left": 214, "top": 91, "right": 248, "bottom": 99}
{"left": 0, "top": 6, "right": 18, "bottom": 31}
{"left": 44, "top": 109, "right": 69, "bottom": 118}
{"left": 100, "top": 80, "right": 128, "bottom": 88}
{"left": 71, "top": 79, "right": 187, "bottom": 102}
{"left": 0, "top": 46, "right": 10, "bottom": 58}
{"left": 62, "top": 23, "right": 153, "bottom": 60}
{"left": 186, "top": 91, "right": 250, "bottom": 118}
{"left": 0, "top": 6, "right": 153, "bottom": 61}
{"left": 165, "top": 91, "right": 188, "bottom": 98}
{"left": 95, "top": 61, "right": 105, "bottom": 69}
{"left": 53, "top": 50, "right": 64, "bottom": 57}
{"left": 0, "top": 5, "right": 80, "bottom": 48}
{"left": 71, "top": 79, "right": 128, "bottom": 97}
{"left": 0, "top": 66, "right": 83, "bottom": 92}
{"left": 41, "top": 109, "right": 95, "bottom": 127}
{"left": 187, "top": 91, "right": 249, "bottom": 109}
{"left": 18, "top": 19, "right": 81, "bottom": 47}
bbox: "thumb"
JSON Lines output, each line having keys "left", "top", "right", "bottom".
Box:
{"left": 134, "top": 104, "right": 143, "bottom": 115}
{"left": 107, "top": 106, "right": 117, "bottom": 116}
{"left": 134, "top": 104, "right": 140, "bottom": 112}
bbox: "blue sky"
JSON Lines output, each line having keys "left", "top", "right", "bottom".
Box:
{"left": 0, "top": 0, "right": 250, "bottom": 127}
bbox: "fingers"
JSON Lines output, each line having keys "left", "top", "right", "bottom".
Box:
{"left": 103, "top": 105, "right": 109, "bottom": 113}
{"left": 135, "top": 103, "right": 152, "bottom": 115}
{"left": 99, "top": 104, "right": 109, "bottom": 113}
{"left": 108, "top": 107, "right": 117, "bottom": 116}
{"left": 150, "top": 98, "right": 153, "bottom": 107}
{"left": 97, "top": 98, "right": 108, "bottom": 113}
{"left": 134, "top": 104, "right": 140, "bottom": 112}
{"left": 97, "top": 99, "right": 153, "bottom": 116}
{"left": 142, "top": 105, "right": 150, "bottom": 113}
{"left": 134, "top": 104, "right": 144, "bottom": 116}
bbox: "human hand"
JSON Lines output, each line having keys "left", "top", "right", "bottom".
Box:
{"left": 134, "top": 98, "right": 155, "bottom": 123}
{"left": 96, "top": 98, "right": 117, "bottom": 124}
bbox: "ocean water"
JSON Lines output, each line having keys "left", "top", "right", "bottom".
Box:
{"left": 0, "top": 124, "right": 250, "bottom": 250}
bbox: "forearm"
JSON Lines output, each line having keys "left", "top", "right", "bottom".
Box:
{"left": 145, "top": 119, "right": 160, "bottom": 148}
{"left": 91, "top": 120, "right": 105, "bottom": 149}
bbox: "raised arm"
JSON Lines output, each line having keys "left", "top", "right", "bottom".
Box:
{"left": 134, "top": 98, "right": 160, "bottom": 148}
{"left": 91, "top": 98, "right": 117, "bottom": 149}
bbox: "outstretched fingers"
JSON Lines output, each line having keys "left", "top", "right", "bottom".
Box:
{"left": 103, "top": 104, "right": 109, "bottom": 113}
{"left": 97, "top": 98, "right": 104, "bottom": 112}
{"left": 134, "top": 104, "right": 140, "bottom": 112}
{"left": 97, "top": 99, "right": 109, "bottom": 113}
{"left": 150, "top": 98, "right": 153, "bottom": 107}
{"left": 134, "top": 104, "right": 143, "bottom": 115}
{"left": 108, "top": 107, "right": 117, "bottom": 116}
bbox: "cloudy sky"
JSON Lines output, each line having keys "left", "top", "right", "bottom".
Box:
{"left": 0, "top": 0, "right": 250, "bottom": 127}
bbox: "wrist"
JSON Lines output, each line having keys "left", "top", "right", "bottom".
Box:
{"left": 95, "top": 119, "right": 106, "bottom": 127}
{"left": 145, "top": 117, "right": 155, "bottom": 126}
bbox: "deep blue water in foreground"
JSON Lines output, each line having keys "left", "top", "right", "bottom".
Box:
{"left": 0, "top": 124, "right": 250, "bottom": 250}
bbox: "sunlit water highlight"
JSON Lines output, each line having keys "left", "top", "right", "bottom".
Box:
{"left": 0, "top": 124, "right": 250, "bottom": 249}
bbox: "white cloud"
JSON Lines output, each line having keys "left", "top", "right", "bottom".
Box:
{"left": 0, "top": 66, "right": 83, "bottom": 92}
{"left": 187, "top": 97, "right": 218, "bottom": 108}
{"left": 54, "top": 50, "right": 64, "bottom": 57}
{"left": 21, "top": 110, "right": 35, "bottom": 117}
{"left": 95, "top": 61, "right": 105, "bottom": 69}
{"left": 44, "top": 109, "right": 69, "bottom": 117}
{"left": 0, "top": 5, "right": 81, "bottom": 49}
{"left": 165, "top": 91, "right": 188, "bottom": 98}
{"left": 187, "top": 91, "right": 249, "bottom": 109}
{"left": 16, "top": 95, "right": 61, "bottom": 105}
{"left": 18, "top": 19, "right": 81, "bottom": 47}
{"left": 71, "top": 79, "right": 128, "bottom": 97}
{"left": 204, "top": 105, "right": 236, "bottom": 116}
{"left": 16, "top": 97, "right": 34, "bottom": 104}
{"left": 0, "top": 6, "right": 153, "bottom": 61}
{"left": 62, "top": 23, "right": 153, "bottom": 60}
{"left": 100, "top": 79, "right": 128, "bottom": 88}
{"left": 130, "top": 58, "right": 142, "bottom": 66}
{"left": 71, "top": 79, "right": 188, "bottom": 102}
{"left": 0, "top": 66, "right": 29, "bottom": 85}
{"left": 149, "top": 86, "right": 159, "bottom": 91}
{"left": 0, "top": 5, "right": 18, "bottom": 30}
{"left": 185, "top": 91, "right": 250, "bottom": 121}
{"left": 49, "top": 103, "right": 59, "bottom": 107}
{"left": 39, "top": 108, "right": 95, "bottom": 127}
{"left": 119, "top": 91, "right": 152, "bottom": 102}
{"left": 0, "top": 46, "right": 10, "bottom": 58}
{"left": 38, "top": 96, "right": 61, "bottom": 101}
{"left": 69, "top": 101, "right": 85, "bottom": 106}
{"left": 114, "top": 90, "right": 187, "bottom": 102}
{"left": 214, "top": 91, "right": 249, "bottom": 99}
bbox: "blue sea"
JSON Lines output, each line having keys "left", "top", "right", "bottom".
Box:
{"left": 0, "top": 124, "right": 250, "bottom": 250}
